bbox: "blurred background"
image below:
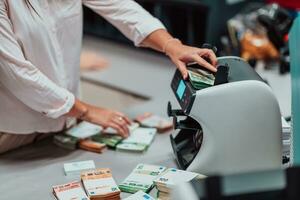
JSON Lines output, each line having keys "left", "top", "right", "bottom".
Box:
{"left": 81, "top": 0, "right": 299, "bottom": 119}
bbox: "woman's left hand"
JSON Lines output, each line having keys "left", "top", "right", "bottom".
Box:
{"left": 165, "top": 40, "right": 218, "bottom": 79}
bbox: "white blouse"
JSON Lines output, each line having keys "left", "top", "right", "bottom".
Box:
{"left": 0, "top": 0, "right": 165, "bottom": 134}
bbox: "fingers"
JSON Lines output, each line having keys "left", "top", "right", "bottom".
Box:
{"left": 175, "top": 60, "right": 189, "bottom": 79}
{"left": 108, "top": 122, "right": 128, "bottom": 138}
{"left": 112, "top": 117, "right": 130, "bottom": 138}
{"left": 191, "top": 54, "right": 217, "bottom": 73}
{"left": 200, "top": 49, "right": 217, "bottom": 66}
{"left": 115, "top": 112, "right": 131, "bottom": 125}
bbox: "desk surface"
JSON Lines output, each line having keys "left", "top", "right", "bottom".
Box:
{"left": 0, "top": 36, "right": 290, "bottom": 199}
{"left": 0, "top": 37, "right": 180, "bottom": 199}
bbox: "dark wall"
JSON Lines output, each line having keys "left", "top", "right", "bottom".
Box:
{"left": 83, "top": 0, "right": 263, "bottom": 48}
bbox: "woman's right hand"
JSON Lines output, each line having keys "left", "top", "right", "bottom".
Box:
{"left": 67, "top": 99, "right": 131, "bottom": 138}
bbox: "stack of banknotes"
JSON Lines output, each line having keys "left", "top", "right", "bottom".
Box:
{"left": 79, "top": 140, "right": 106, "bottom": 154}
{"left": 64, "top": 160, "right": 96, "bottom": 176}
{"left": 53, "top": 134, "right": 79, "bottom": 150}
{"left": 154, "top": 168, "right": 206, "bottom": 200}
{"left": 134, "top": 113, "right": 173, "bottom": 133}
{"left": 188, "top": 68, "right": 215, "bottom": 90}
{"left": 123, "top": 191, "right": 155, "bottom": 200}
{"left": 53, "top": 119, "right": 162, "bottom": 152}
{"left": 52, "top": 181, "right": 88, "bottom": 200}
{"left": 119, "top": 164, "right": 166, "bottom": 194}
{"left": 81, "top": 168, "right": 121, "bottom": 200}
{"left": 116, "top": 127, "right": 156, "bottom": 152}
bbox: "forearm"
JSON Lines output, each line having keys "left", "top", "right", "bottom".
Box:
{"left": 141, "top": 29, "right": 178, "bottom": 53}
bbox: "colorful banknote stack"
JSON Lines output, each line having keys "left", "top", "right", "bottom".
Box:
{"left": 134, "top": 113, "right": 173, "bottom": 133}
{"left": 119, "top": 164, "right": 166, "bottom": 194}
{"left": 81, "top": 168, "right": 121, "bottom": 200}
{"left": 79, "top": 140, "right": 106, "bottom": 154}
{"left": 52, "top": 181, "right": 89, "bottom": 200}
{"left": 91, "top": 134, "right": 123, "bottom": 148}
{"left": 116, "top": 128, "right": 156, "bottom": 152}
{"left": 188, "top": 68, "right": 215, "bottom": 90}
{"left": 154, "top": 168, "right": 206, "bottom": 200}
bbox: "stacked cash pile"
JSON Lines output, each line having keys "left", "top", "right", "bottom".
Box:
{"left": 81, "top": 168, "right": 121, "bottom": 200}
{"left": 123, "top": 191, "right": 155, "bottom": 200}
{"left": 188, "top": 68, "right": 215, "bottom": 90}
{"left": 79, "top": 140, "right": 106, "bottom": 154}
{"left": 134, "top": 113, "right": 173, "bottom": 133}
{"left": 52, "top": 181, "right": 88, "bottom": 200}
{"left": 53, "top": 119, "right": 162, "bottom": 152}
{"left": 53, "top": 121, "right": 103, "bottom": 150}
{"left": 116, "top": 128, "right": 157, "bottom": 152}
{"left": 66, "top": 121, "right": 103, "bottom": 139}
{"left": 154, "top": 168, "right": 206, "bottom": 200}
{"left": 119, "top": 164, "right": 166, "bottom": 194}
{"left": 64, "top": 160, "right": 96, "bottom": 176}
{"left": 53, "top": 134, "right": 78, "bottom": 150}
{"left": 92, "top": 134, "right": 123, "bottom": 148}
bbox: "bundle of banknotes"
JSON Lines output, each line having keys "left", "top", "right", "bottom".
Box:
{"left": 119, "top": 164, "right": 166, "bottom": 194}
{"left": 53, "top": 118, "right": 161, "bottom": 152}
{"left": 52, "top": 181, "right": 88, "bottom": 200}
{"left": 123, "top": 191, "right": 155, "bottom": 200}
{"left": 116, "top": 127, "right": 156, "bottom": 152}
{"left": 188, "top": 67, "right": 215, "bottom": 90}
{"left": 154, "top": 168, "right": 206, "bottom": 200}
{"left": 81, "top": 168, "right": 121, "bottom": 200}
{"left": 64, "top": 160, "right": 96, "bottom": 176}
{"left": 53, "top": 134, "right": 79, "bottom": 150}
{"left": 134, "top": 113, "right": 173, "bottom": 133}
{"left": 91, "top": 134, "right": 123, "bottom": 148}
{"left": 79, "top": 140, "right": 106, "bottom": 154}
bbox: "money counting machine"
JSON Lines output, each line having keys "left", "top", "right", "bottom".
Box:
{"left": 168, "top": 56, "right": 282, "bottom": 175}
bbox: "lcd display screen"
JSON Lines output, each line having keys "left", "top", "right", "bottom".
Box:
{"left": 176, "top": 80, "right": 186, "bottom": 100}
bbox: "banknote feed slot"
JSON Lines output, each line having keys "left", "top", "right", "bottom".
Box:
{"left": 169, "top": 56, "right": 282, "bottom": 175}
{"left": 170, "top": 122, "right": 203, "bottom": 170}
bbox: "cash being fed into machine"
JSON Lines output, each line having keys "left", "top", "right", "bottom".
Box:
{"left": 168, "top": 56, "right": 283, "bottom": 175}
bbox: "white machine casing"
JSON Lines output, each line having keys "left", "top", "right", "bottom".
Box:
{"left": 170, "top": 56, "right": 282, "bottom": 176}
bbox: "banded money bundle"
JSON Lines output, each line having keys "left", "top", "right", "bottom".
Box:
{"left": 188, "top": 68, "right": 215, "bottom": 90}
{"left": 52, "top": 181, "right": 88, "bottom": 200}
{"left": 154, "top": 168, "right": 206, "bottom": 200}
{"left": 81, "top": 168, "right": 121, "bottom": 200}
{"left": 79, "top": 140, "right": 106, "bottom": 154}
{"left": 119, "top": 164, "right": 166, "bottom": 194}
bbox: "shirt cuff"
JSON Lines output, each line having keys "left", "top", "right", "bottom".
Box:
{"left": 44, "top": 90, "right": 75, "bottom": 119}
{"left": 133, "top": 17, "right": 166, "bottom": 47}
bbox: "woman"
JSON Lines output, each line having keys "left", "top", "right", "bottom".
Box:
{"left": 0, "top": 0, "right": 217, "bottom": 154}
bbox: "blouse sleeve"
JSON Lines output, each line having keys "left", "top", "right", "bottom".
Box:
{"left": 83, "top": 0, "right": 166, "bottom": 46}
{"left": 0, "top": 1, "right": 75, "bottom": 119}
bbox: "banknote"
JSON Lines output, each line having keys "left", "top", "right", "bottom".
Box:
{"left": 52, "top": 181, "right": 88, "bottom": 200}
{"left": 64, "top": 160, "right": 96, "bottom": 176}
{"left": 79, "top": 140, "right": 106, "bottom": 154}
{"left": 119, "top": 164, "right": 166, "bottom": 194}
{"left": 81, "top": 168, "right": 120, "bottom": 200}
{"left": 66, "top": 121, "right": 103, "bottom": 139}
{"left": 53, "top": 134, "right": 78, "bottom": 150}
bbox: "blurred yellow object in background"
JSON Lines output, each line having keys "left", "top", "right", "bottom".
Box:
{"left": 241, "top": 30, "right": 279, "bottom": 61}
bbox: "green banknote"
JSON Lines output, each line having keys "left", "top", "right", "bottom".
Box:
{"left": 188, "top": 68, "right": 215, "bottom": 90}
{"left": 91, "top": 134, "right": 123, "bottom": 148}
{"left": 119, "top": 164, "right": 166, "bottom": 194}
